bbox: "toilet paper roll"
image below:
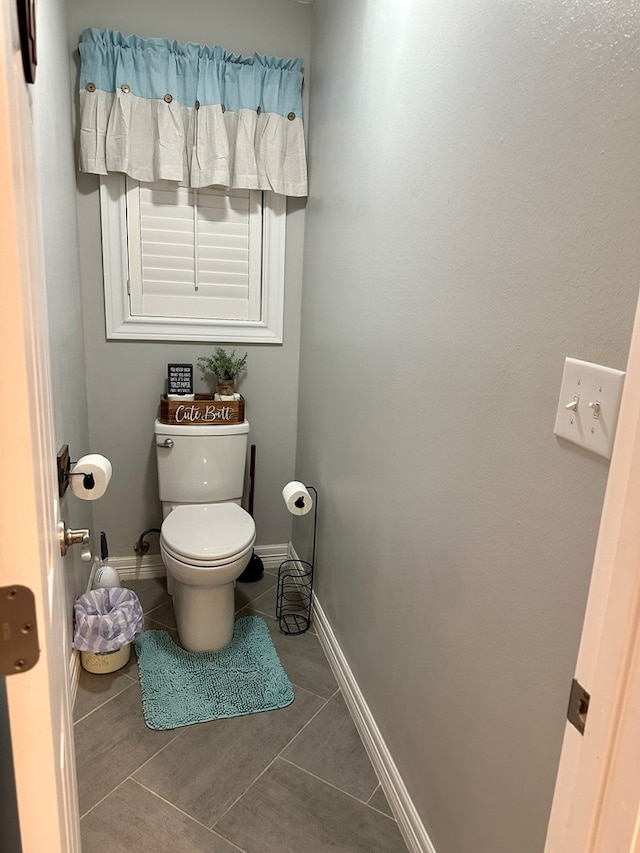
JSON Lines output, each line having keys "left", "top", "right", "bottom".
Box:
{"left": 70, "top": 454, "right": 112, "bottom": 501}
{"left": 282, "top": 481, "right": 313, "bottom": 516}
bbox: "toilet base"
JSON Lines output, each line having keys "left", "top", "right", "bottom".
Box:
{"left": 172, "top": 578, "right": 235, "bottom": 652}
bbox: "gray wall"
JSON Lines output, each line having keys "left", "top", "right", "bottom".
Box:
{"left": 297, "top": 2, "right": 640, "bottom": 853}
{"left": 67, "top": 0, "right": 312, "bottom": 557}
{"left": 33, "top": 0, "right": 92, "bottom": 627}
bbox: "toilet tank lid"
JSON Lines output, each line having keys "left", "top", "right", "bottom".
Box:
{"left": 154, "top": 419, "right": 249, "bottom": 436}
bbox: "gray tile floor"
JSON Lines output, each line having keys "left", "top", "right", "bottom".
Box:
{"left": 74, "top": 571, "right": 408, "bottom": 853}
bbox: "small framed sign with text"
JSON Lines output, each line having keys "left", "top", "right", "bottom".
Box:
{"left": 168, "top": 363, "right": 193, "bottom": 396}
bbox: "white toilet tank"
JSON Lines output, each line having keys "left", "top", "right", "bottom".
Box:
{"left": 154, "top": 419, "right": 249, "bottom": 509}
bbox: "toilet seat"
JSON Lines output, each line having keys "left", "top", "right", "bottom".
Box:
{"left": 161, "top": 503, "right": 256, "bottom": 566}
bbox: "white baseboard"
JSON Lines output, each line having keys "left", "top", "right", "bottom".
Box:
{"left": 299, "top": 546, "right": 434, "bottom": 853}
{"left": 109, "top": 543, "right": 290, "bottom": 581}
{"left": 253, "top": 544, "right": 290, "bottom": 572}
{"left": 108, "top": 554, "right": 165, "bottom": 581}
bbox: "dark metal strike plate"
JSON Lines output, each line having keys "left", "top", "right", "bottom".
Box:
{"left": 1, "top": 586, "right": 39, "bottom": 676}
{"left": 567, "top": 677, "right": 590, "bottom": 735}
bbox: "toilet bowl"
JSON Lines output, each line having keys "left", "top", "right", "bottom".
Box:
{"left": 160, "top": 502, "right": 256, "bottom": 652}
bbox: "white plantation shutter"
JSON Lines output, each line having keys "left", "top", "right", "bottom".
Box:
{"left": 98, "top": 173, "right": 286, "bottom": 343}
{"left": 126, "top": 179, "right": 263, "bottom": 321}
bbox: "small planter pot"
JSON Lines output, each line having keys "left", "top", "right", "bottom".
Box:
{"left": 217, "top": 378, "right": 235, "bottom": 396}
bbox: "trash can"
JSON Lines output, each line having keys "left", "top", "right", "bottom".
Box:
{"left": 73, "top": 587, "right": 144, "bottom": 674}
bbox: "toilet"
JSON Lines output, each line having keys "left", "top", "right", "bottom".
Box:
{"left": 154, "top": 419, "right": 256, "bottom": 652}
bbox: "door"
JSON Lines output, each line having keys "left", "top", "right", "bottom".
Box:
{"left": 0, "top": 3, "right": 80, "bottom": 851}
{"left": 545, "top": 292, "right": 640, "bottom": 850}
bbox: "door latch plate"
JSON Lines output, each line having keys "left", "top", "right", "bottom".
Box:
{"left": 0, "top": 586, "right": 39, "bottom": 675}
{"left": 567, "top": 677, "right": 590, "bottom": 735}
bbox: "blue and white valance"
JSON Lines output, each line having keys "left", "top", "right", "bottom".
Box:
{"left": 78, "top": 28, "right": 307, "bottom": 196}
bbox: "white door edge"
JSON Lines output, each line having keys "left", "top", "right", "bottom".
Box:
{"left": 0, "top": 3, "right": 80, "bottom": 850}
{"left": 545, "top": 289, "right": 640, "bottom": 851}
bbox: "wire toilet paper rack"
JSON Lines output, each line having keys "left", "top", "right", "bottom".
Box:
{"left": 276, "top": 485, "right": 317, "bottom": 635}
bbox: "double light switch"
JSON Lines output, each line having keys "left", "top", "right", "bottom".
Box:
{"left": 554, "top": 358, "right": 625, "bottom": 460}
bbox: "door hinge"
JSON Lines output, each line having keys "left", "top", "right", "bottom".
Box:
{"left": 1, "top": 586, "right": 39, "bottom": 675}
{"left": 126, "top": 278, "right": 131, "bottom": 295}
{"left": 567, "top": 677, "right": 590, "bottom": 735}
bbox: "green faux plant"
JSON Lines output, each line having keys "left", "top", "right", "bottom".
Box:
{"left": 197, "top": 347, "right": 248, "bottom": 381}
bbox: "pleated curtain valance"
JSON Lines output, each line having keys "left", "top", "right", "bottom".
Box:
{"left": 78, "top": 28, "right": 308, "bottom": 197}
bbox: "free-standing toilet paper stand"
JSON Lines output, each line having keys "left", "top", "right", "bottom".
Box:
{"left": 276, "top": 485, "right": 318, "bottom": 635}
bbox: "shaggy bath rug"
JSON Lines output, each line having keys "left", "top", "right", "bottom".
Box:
{"left": 134, "top": 617, "right": 294, "bottom": 730}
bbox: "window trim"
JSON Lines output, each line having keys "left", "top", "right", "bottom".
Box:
{"left": 99, "top": 174, "right": 286, "bottom": 343}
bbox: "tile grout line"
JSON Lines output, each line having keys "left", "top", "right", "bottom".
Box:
{"left": 302, "top": 634, "right": 396, "bottom": 817}
{"left": 238, "top": 605, "right": 318, "bottom": 636}
{"left": 234, "top": 588, "right": 277, "bottom": 616}
{"left": 78, "top": 582, "right": 335, "bottom": 837}
{"left": 126, "top": 727, "right": 185, "bottom": 780}
{"left": 144, "top": 602, "right": 167, "bottom": 617}
{"left": 131, "top": 779, "right": 250, "bottom": 853}
{"left": 79, "top": 776, "right": 130, "bottom": 821}
{"left": 77, "top": 724, "right": 182, "bottom": 820}
{"left": 367, "top": 782, "right": 381, "bottom": 804}
{"left": 235, "top": 603, "right": 272, "bottom": 616}
{"left": 145, "top": 616, "right": 176, "bottom": 633}
{"left": 73, "top": 675, "right": 138, "bottom": 725}
{"left": 132, "top": 596, "right": 334, "bottom": 839}
{"left": 144, "top": 605, "right": 175, "bottom": 630}
{"left": 147, "top": 593, "right": 335, "bottom": 825}
{"left": 367, "top": 802, "right": 396, "bottom": 819}
{"left": 211, "top": 686, "right": 340, "bottom": 829}
{"left": 279, "top": 756, "right": 396, "bottom": 820}
{"left": 287, "top": 680, "right": 336, "bottom": 701}
{"left": 77, "top": 593, "right": 176, "bottom": 819}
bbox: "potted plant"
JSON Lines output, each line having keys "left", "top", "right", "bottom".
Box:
{"left": 197, "top": 347, "right": 248, "bottom": 396}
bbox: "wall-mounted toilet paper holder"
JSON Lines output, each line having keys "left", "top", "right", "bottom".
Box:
{"left": 56, "top": 445, "right": 98, "bottom": 497}
{"left": 57, "top": 445, "right": 80, "bottom": 497}
{"left": 69, "top": 470, "right": 95, "bottom": 489}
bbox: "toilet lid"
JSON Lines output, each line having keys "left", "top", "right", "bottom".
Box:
{"left": 161, "top": 504, "right": 255, "bottom": 563}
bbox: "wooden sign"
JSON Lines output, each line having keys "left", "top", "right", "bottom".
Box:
{"left": 167, "top": 363, "right": 193, "bottom": 396}
{"left": 160, "top": 394, "right": 245, "bottom": 425}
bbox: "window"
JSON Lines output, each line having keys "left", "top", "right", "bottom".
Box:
{"left": 99, "top": 175, "right": 286, "bottom": 342}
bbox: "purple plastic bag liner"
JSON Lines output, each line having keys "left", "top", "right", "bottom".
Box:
{"left": 73, "top": 587, "right": 144, "bottom": 653}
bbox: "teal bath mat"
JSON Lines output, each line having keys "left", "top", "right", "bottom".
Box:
{"left": 134, "top": 617, "right": 294, "bottom": 730}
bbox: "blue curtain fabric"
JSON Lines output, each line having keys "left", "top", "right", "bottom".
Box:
{"left": 78, "top": 28, "right": 307, "bottom": 196}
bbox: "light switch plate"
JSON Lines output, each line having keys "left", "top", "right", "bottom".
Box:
{"left": 554, "top": 358, "right": 625, "bottom": 459}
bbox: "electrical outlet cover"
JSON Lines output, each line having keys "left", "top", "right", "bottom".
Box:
{"left": 554, "top": 358, "right": 625, "bottom": 460}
